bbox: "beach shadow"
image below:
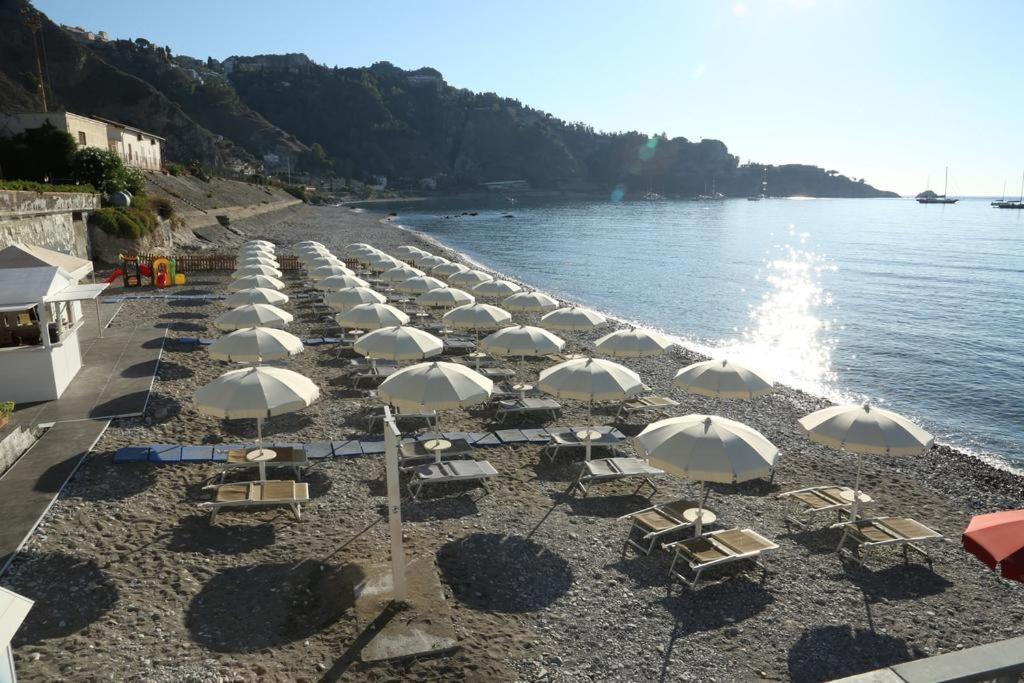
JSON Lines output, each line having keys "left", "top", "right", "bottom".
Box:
{"left": 159, "top": 311, "right": 207, "bottom": 320}
{"left": 155, "top": 361, "right": 195, "bottom": 381}
{"left": 221, "top": 413, "right": 315, "bottom": 438}
{"left": 708, "top": 479, "right": 781, "bottom": 497}
{"left": 9, "top": 552, "right": 119, "bottom": 644}
{"left": 842, "top": 561, "right": 953, "bottom": 602}
{"left": 186, "top": 560, "right": 351, "bottom": 652}
{"left": 66, "top": 461, "right": 157, "bottom": 501}
{"left": 391, "top": 496, "right": 480, "bottom": 522}
{"left": 141, "top": 336, "right": 169, "bottom": 349}
{"left": 658, "top": 578, "right": 773, "bottom": 635}
{"left": 779, "top": 526, "right": 846, "bottom": 555}
{"left": 788, "top": 625, "right": 919, "bottom": 682}
{"left": 167, "top": 298, "right": 210, "bottom": 308}
{"left": 156, "top": 321, "right": 205, "bottom": 332}
{"left": 304, "top": 469, "right": 334, "bottom": 498}
{"left": 119, "top": 359, "right": 161, "bottom": 378}
{"left": 144, "top": 394, "right": 183, "bottom": 423}
{"left": 436, "top": 533, "right": 572, "bottom": 613}
{"left": 563, "top": 492, "right": 655, "bottom": 518}
{"left": 167, "top": 515, "right": 277, "bottom": 555}
{"left": 87, "top": 390, "right": 155, "bottom": 419}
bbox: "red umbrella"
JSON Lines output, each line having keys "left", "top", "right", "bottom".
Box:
{"left": 962, "top": 509, "right": 1024, "bottom": 582}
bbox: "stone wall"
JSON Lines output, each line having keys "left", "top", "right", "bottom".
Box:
{"left": 0, "top": 191, "right": 102, "bottom": 258}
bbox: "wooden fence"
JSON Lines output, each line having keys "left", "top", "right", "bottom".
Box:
{"left": 132, "top": 253, "right": 303, "bottom": 272}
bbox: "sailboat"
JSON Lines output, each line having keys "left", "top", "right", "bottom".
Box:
{"left": 993, "top": 171, "right": 1024, "bottom": 209}
{"left": 748, "top": 168, "right": 767, "bottom": 200}
{"left": 916, "top": 167, "right": 959, "bottom": 204}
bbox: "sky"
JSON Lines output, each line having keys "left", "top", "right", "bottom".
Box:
{"left": 34, "top": 0, "right": 1024, "bottom": 196}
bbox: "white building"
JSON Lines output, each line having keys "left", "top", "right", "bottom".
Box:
{"left": 93, "top": 117, "right": 164, "bottom": 171}
{"left": 0, "top": 586, "right": 33, "bottom": 683}
{"left": 0, "top": 244, "right": 106, "bottom": 403}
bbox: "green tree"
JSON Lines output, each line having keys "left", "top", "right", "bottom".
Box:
{"left": 71, "top": 148, "right": 145, "bottom": 195}
{"left": 0, "top": 123, "right": 77, "bottom": 182}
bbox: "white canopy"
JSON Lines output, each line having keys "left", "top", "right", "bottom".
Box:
{"left": 232, "top": 264, "right": 283, "bottom": 279}
{"left": 503, "top": 291, "right": 559, "bottom": 313}
{"left": 449, "top": 269, "right": 493, "bottom": 287}
{"left": 417, "top": 286, "right": 475, "bottom": 309}
{"left": 378, "top": 361, "right": 493, "bottom": 412}
{"left": 537, "top": 356, "right": 643, "bottom": 402}
{"left": 471, "top": 279, "right": 523, "bottom": 299}
{"left": 215, "top": 303, "right": 293, "bottom": 331}
{"left": 335, "top": 303, "right": 410, "bottom": 329}
{"left": 208, "top": 327, "right": 304, "bottom": 363}
{"left": 395, "top": 275, "right": 447, "bottom": 294}
{"left": 225, "top": 287, "right": 289, "bottom": 307}
{"left": 541, "top": 306, "right": 607, "bottom": 331}
{"left": 674, "top": 359, "right": 774, "bottom": 399}
{"left": 432, "top": 262, "right": 470, "bottom": 278}
{"left": 194, "top": 366, "right": 319, "bottom": 419}
{"left": 595, "top": 328, "right": 673, "bottom": 358}
{"left": 324, "top": 286, "right": 387, "bottom": 311}
{"left": 230, "top": 275, "right": 285, "bottom": 291}
{"left": 442, "top": 303, "right": 512, "bottom": 331}
{"left": 354, "top": 326, "right": 444, "bottom": 361}
{"left": 380, "top": 265, "right": 425, "bottom": 283}
{"left": 480, "top": 324, "right": 565, "bottom": 358}
{"left": 412, "top": 253, "right": 449, "bottom": 269}
{"left": 316, "top": 274, "right": 370, "bottom": 291}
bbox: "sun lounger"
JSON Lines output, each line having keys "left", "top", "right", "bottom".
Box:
{"left": 495, "top": 397, "right": 562, "bottom": 423}
{"left": 778, "top": 485, "right": 875, "bottom": 525}
{"left": 443, "top": 339, "right": 476, "bottom": 354}
{"left": 542, "top": 427, "right": 624, "bottom": 461}
{"left": 620, "top": 498, "right": 705, "bottom": 555}
{"left": 398, "top": 438, "right": 474, "bottom": 467}
{"left": 833, "top": 516, "right": 943, "bottom": 566}
{"left": 407, "top": 459, "right": 499, "bottom": 500}
{"left": 200, "top": 479, "right": 310, "bottom": 524}
{"left": 353, "top": 364, "right": 399, "bottom": 387}
{"left": 571, "top": 457, "right": 664, "bottom": 497}
{"left": 615, "top": 395, "right": 679, "bottom": 420}
{"left": 217, "top": 446, "right": 308, "bottom": 481}
{"left": 665, "top": 528, "right": 779, "bottom": 588}
{"left": 478, "top": 366, "right": 516, "bottom": 380}
{"left": 367, "top": 406, "right": 437, "bottom": 432}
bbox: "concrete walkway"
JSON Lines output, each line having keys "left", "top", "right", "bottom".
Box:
{"left": 0, "top": 419, "right": 109, "bottom": 574}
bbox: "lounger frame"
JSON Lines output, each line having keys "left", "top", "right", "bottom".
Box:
{"left": 571, "top": 457, "right": 663, "bottom": 498}
{"left": 619, "top": 499, "right": 702, "bottom": 556}
{"left": 665, "top": 528, "right": 779, "bottom": 588}
{"left": 199, "top": 480, "right": 309, "bottom": 524}
{"left": 778, "top": 485, "right": 876, "bottom": 527}
{"left": 833, "top": 516, "right": 943, "bottom": 567}
{"left": 407, "top": 459, "right": 498, "bottom": 500}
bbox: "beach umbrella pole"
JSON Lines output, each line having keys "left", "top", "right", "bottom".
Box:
{"left": 695, "top": 480, "right": 705, "bottom": 536}
{"left": 585, "top": 401, "right": 593, "bottom": 461}
{"left": 850, "top": 452, "right": 863, "bottom": 521}
{"left": 256, "top": 416, "right": 267, "bottom": 482}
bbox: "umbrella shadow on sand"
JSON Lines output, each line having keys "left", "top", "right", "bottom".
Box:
{"left": 842, "top": 560, "right": 953, "bottom": 602}
{"left": 437, "top": 533, "right": 573, "bottom": 613}
{"left": 167, "top": 515, "right": 277, "bottom": 555}
{"left": 788, "top": 625, "right": 921, "bottom": 682}
{"left": 9, "top": 552, "right": 119, "bottom": 645}
{"left": 186, "top": 561, "right": 353, "bottom": 652}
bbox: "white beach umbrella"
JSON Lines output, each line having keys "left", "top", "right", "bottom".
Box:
{"left": 395, "top": 275, "right": 447, "bottom": 295}
{"left": 417, "top": 287, "right": 475, "bottom": 310}
{"left": 224, "top": 287, "right": 290, "bottom": 307}
{"left": 208, "top": 326, "right": 304, "bottom": 364}
{"left": 307, "top": 256, "right": 345, "bottom": 270}
{"left": 538, "top": 356, "right": 644, "bottom": 460}
{"left": 595, "top": 328, "right": 673, "bottom": 358}
{"left": 541, "top": 306, "right": 607, "bottom": 332}
{"left": 296, "top": 240, "right": 324, "bottom": 249}
{"left": 480, "top": 325, "right": 565, "bottom": 370}
{"left": 799, "top": 403, "right": 934, "bottom": 519}
{"left": 324, "top": 286, "right": 387, "bottom": 312}
{"left": 395, "top": 245, "right": 428, "bottom": 258}
{"left": 230, "top": 275, "right": 286, "bottom": 292}
{"left": 316, "top": 274, "right": 370, "bottom": 291}
{"left": 239, "top": 255, "right": 280, "bottom": 268}
{"left": 193, "top": 366, "right": 319, "bottom": 478}
{"left": 633, "top": 414, "right": 779, "bottom": 533}
{"left": 449, "top": 269, "right": 493, "bottom": 287}
{"left": 412, "top": 254, "right": 449, "bottom": 269}
{"left": 432, "top": 262, "right": 470, "bottom": 278}
{"left": 381, "top": 265, "right": 425, "bottom": 283}
{"left": 368, "top": 253, "right": 403, "bottom": 272}
{"left": 336, "top": 303, "right": 410, "bottom": 330}
{"left": 343, "top": 242, "right": 375, "bottom": 257}
{"left": 239, "top": 246, "right": 275, "bottom": 257}
{"left": 673, "top": 359, "right": 774, "bottom": 400}
{"left": 353, "top": 249, "right": 383, "bottom": 264}
{"left": 471, "top": 279, "right": 523, "bottom": 299}
{"left": 298, "top": 245, "right": 331, "bottom": 256}
{"left": 243, "top": 240, "right": 274, "bottom": 249}
{"left": 232, "top": 264, "right": 283, "bottom": 279}
{"left": 310, "top": 264, "right": 353, "bottom": 281}
{"left": 298, "top": 250, "right": 331, "bottom": 264}
{"left": 442, "top": 303, "right": 513, "bottom": 334}
{"left": 379, "top": 361, "right": 493, "bottom": 456}
{"left": 354, "top": 325, "right": 444, "bottom": 362}
{"left": 503, "top": 291, "right": 559, "bottom": 313}
{"left": 215, "top": 303, "right": 294, "bottom": 331}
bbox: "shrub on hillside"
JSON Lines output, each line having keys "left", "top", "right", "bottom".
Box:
{"left": 0, "top": 180, "right": 96, "bottom": 193}
{"left": 284, "top": 184, "right": 308, "bottom": 202}
{"left": 146, "top": 195, "right": 175, "bottom": 220}
{"left": 88, "top": 206, "right": 158, "bottom": 239}
{"left": 166, "top": 163, "right": 184, "bottom": 177}
{"left": 187, "top": 160, "right": 211, "bottom": 182}
{"left": 71, "top": 148, "right": 145, "bottom": 195}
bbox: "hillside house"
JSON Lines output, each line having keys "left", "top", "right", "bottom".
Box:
{"left": 0, "top": 112, "right": 163, "bottom": 171}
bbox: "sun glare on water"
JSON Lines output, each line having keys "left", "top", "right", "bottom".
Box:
{"left": 714, "top": 240, "right": 841, "bottom": 399}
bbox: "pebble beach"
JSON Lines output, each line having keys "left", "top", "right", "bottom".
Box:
{"left": 3, "top": 203, "right": 1023, "bottom": 682}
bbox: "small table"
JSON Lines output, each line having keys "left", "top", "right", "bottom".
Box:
{"left": 513, "top": 383, "right": 533, "bottom": 400}
{"left": 246, "top": 447, "right": 277, "bottom": 481}
{"left": 576, "top": 429, "right": 603, "bottom": 442}
{"left": 467, "top": 351, "right": 488, "bottom": 369}
{"left": 838, "top": 488, "right": 873, "bottom": 504}
{"left": 683, "top": 507, "right": 717, "bottom": 536}
{"left": 423, "top": 438, "right": 452, "bottom": 463}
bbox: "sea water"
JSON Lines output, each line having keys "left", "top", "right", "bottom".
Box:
{"left": 392, "top": 196, "right": 1024, "bottom": 471}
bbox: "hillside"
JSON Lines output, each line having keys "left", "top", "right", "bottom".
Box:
{"left": 0, "top": 0, "right": 898, "bottom": 198}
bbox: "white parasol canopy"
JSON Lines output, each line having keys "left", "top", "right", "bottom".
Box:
{"left": 316, "top": 274, "right": 370, "bottom": 291}
{"left": 480, "top": 324, "right": 565, "bottom": 359}
{"left": 232, "top": 264, "right": 283, "bottom": 279}
{"left": 471, "top": 279, "right": 523, "bottom": 299}
{"left": 673, "top": 359, "right": 774, "bottom": 399}
{"left": 449, "top": 269, "right": 493, "bottom": 287}
{"left": 324, "top": 286, "right": 387, "bottom": 312}
{"left": 224, "top": 287, "right": 290, "bottom": 307}
{"left": 335, "top": 302, "right": 410, "bottom": 330}
{"left": 208, "top": 326, "right": 304, "bottom": 363}
{"left": 354, "top": 325, "right": 444, "bottom": 361}
{"left": 417, "top": 286, "right": 475, "bottom": 309}
{"left": 442, "top": 303, "right": 513, "bottom": 333}
{"left": 380, "top": 265, "right": 425, "bottom": 283}
{"left": 595, "top": 328, "right": 673, "bottom": 358}
{"left": 503, "top": 291, "right": 559, "bottom": 313}
{"left": 230, "top": 274, "right": 285, "bottom": 291}
{"left": 239, "top": 255, "right": 280, "bottom": 268}
{"left": 412, "top": 254, "right": 449, "bottom": 269}
{"left": 395, "top": 245, "right": 429, "bottom": 258}
{"left": 432, "top": 262, "right": 470, "bottom": 278}
{"left": 632, "top": 414, "right": 779, "bottom": 533}
{"left": 310, "top": 264, "right": 354, "bottom": 281}
{"left": 243, "top": 240, "right": 274, "bottom": 248}
{"left": 395, "top": 275, "right": 447, "bottom": 294}
{"left": 378, "top": 361, "right": 493, "bottom": 441}
{"left": 541, "top": 306, "right": 607, "bottom": 332}
{"left": 215, "top": 303, "right": 294, "bottom": 331}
